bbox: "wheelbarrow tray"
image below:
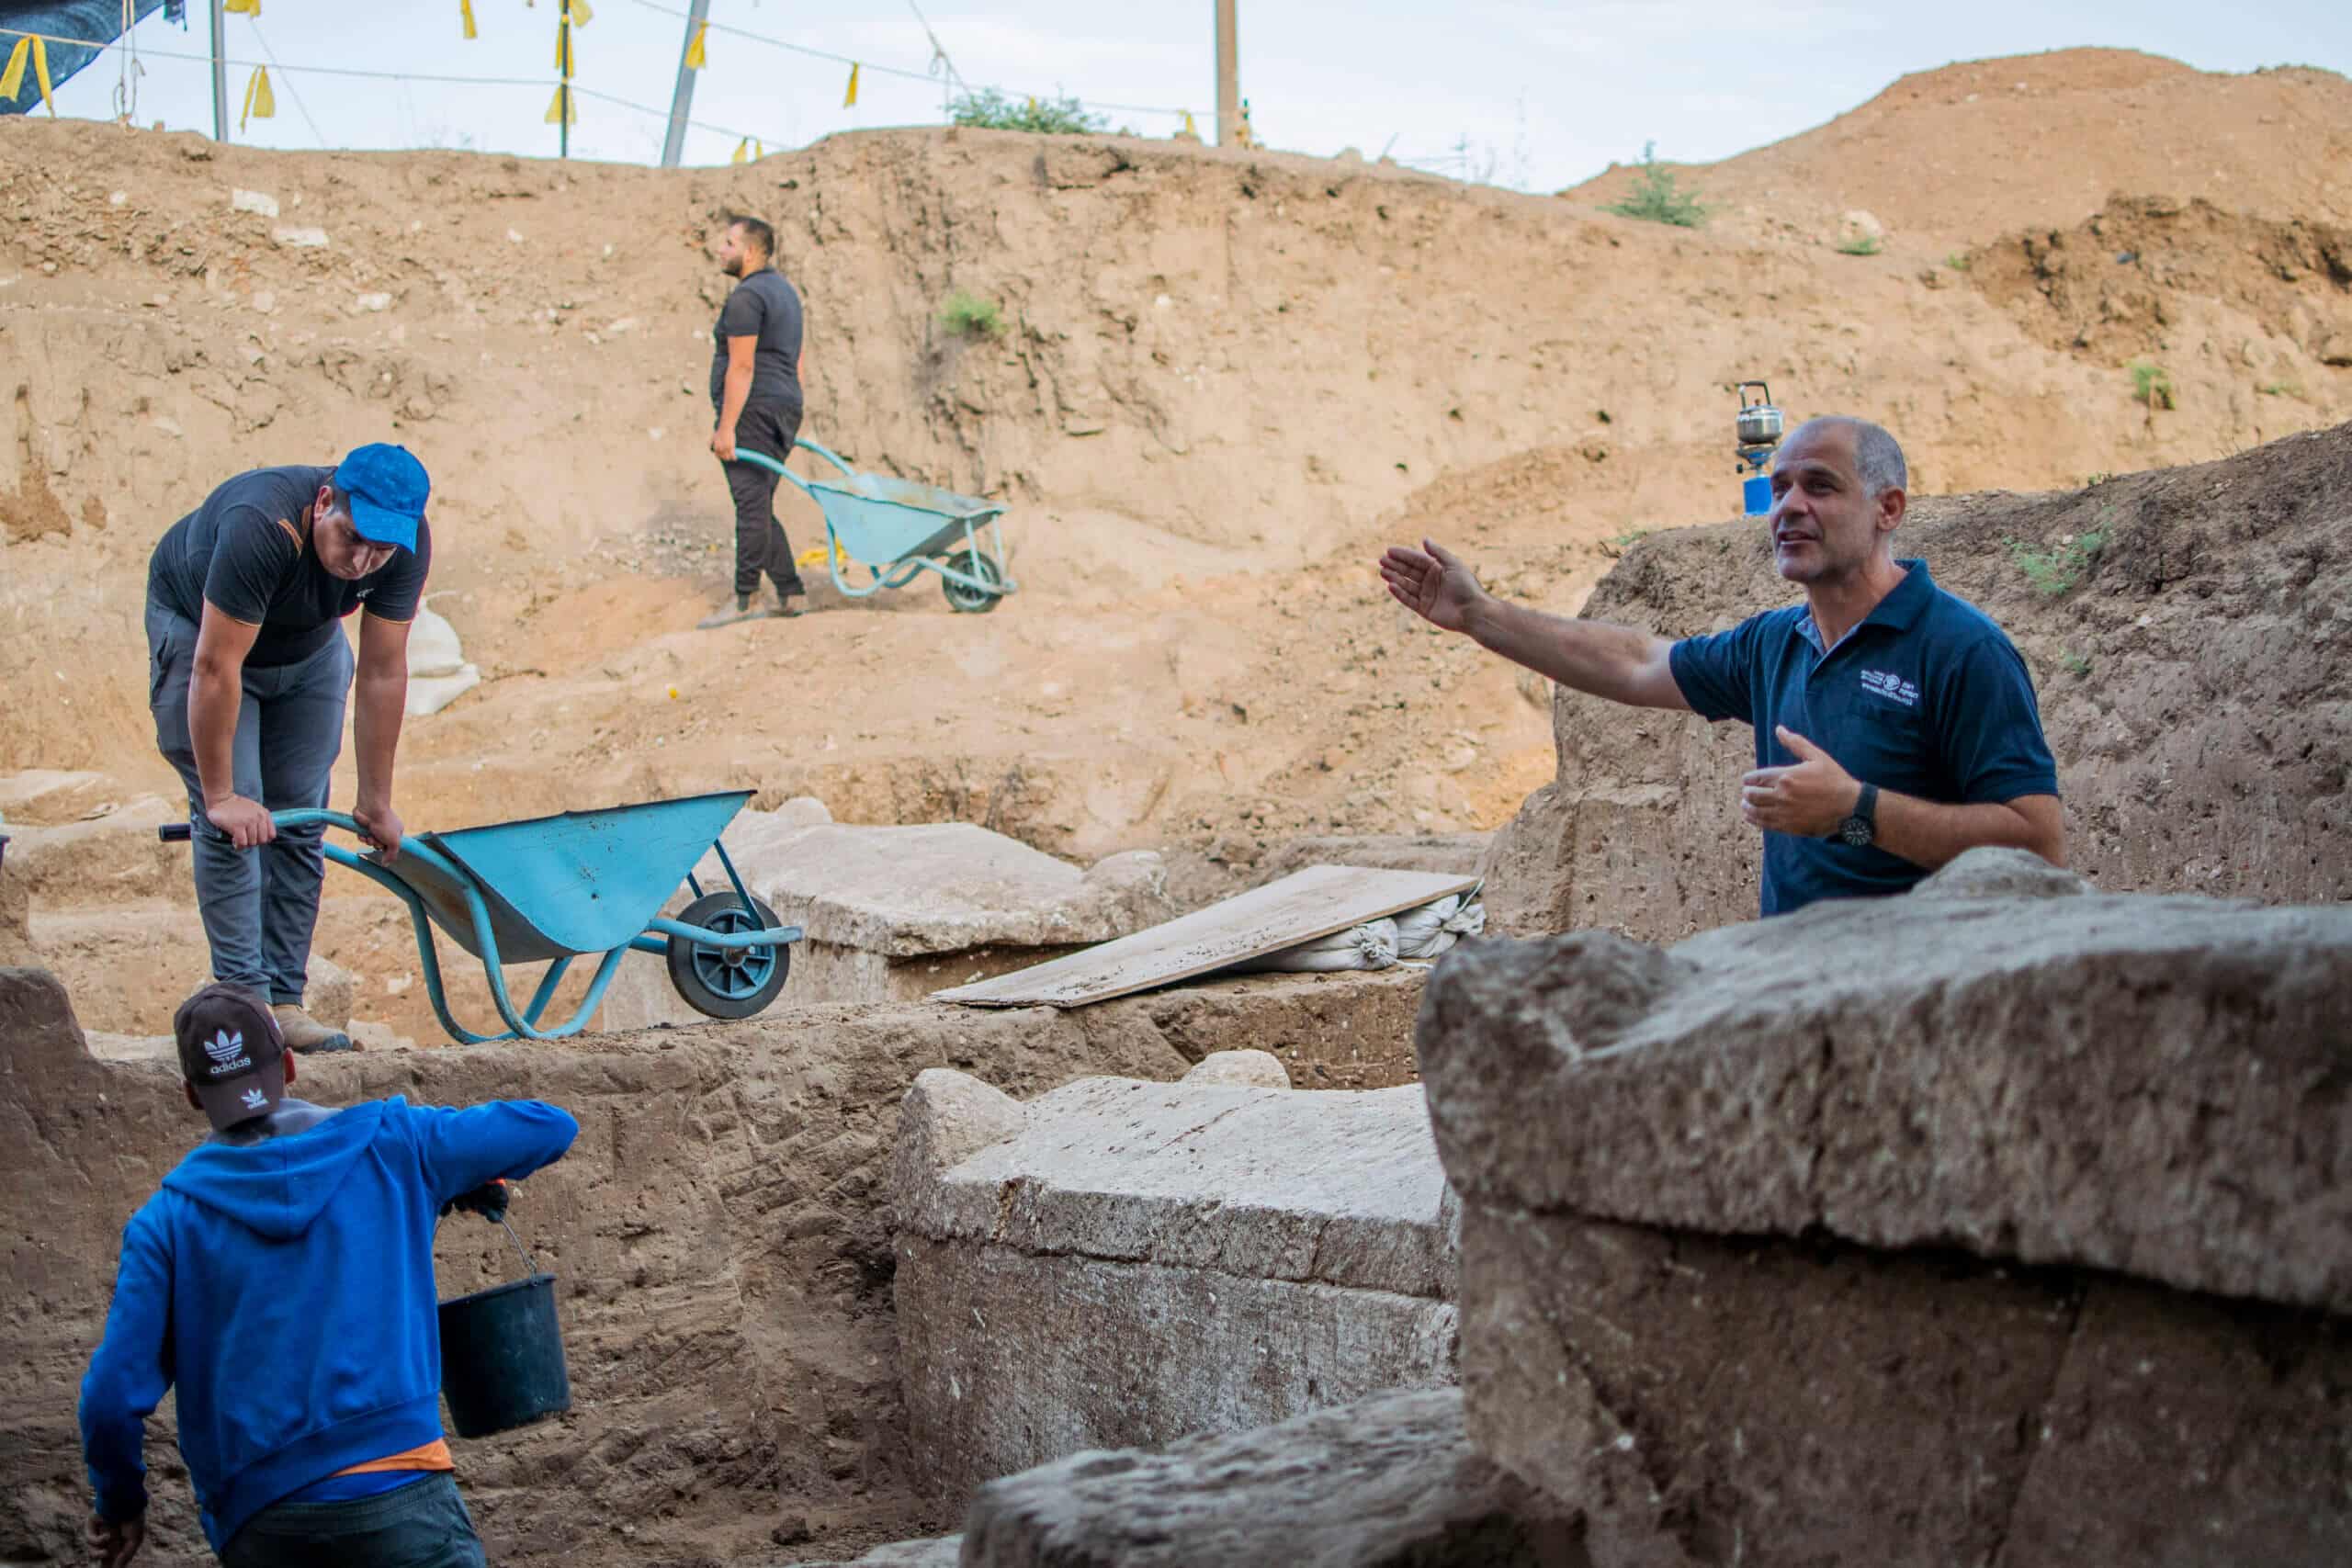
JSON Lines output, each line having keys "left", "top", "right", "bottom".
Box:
{"left": 803, "top": 475, "right": 1003, "bottom": 568}
{"left": 380, "top": 790, "right": 754, "bottom": 964}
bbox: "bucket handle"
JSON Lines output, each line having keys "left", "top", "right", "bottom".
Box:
{"left": 441, "top": 1181, "right": 547, "bottom": 1280}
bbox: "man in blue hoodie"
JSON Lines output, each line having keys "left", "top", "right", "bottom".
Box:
{"left": 79, "top": 983, "right": 580, "bottom": 1567}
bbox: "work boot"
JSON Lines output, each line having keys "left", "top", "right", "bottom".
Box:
{"left": 272, "top": 1003, "right": 356, "bottom": 1055}
{"left": 695, "top": 593, "right": 775, "bottom": 630}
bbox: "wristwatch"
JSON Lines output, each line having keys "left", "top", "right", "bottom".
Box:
{"left": 1835, "top": 783, "right": 1879, "bottom": 848}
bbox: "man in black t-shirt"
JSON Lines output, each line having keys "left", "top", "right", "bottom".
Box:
{"left": 145, "top": 444, "right": 434, "bottom": 1053}
{"left": 699, "top": 211, "right": 810, "bottom": 628}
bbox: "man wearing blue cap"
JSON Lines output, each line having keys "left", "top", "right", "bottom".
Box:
{"left": 145, "top": 445, "right": 434, "bottom": 1055}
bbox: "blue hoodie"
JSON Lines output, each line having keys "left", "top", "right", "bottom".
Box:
{"left": 78, "top": 1096, "right": 580, "bottom": 1551}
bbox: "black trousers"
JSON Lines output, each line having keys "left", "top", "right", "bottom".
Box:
{"left": 719, "top": 401, "right": 807, "bottom": 600}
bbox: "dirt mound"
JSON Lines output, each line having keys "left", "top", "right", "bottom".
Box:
{"left": 1966, "top": 193, "right": 2352, "bottom": 371}
{"left": 1484, "top": 420, "right": 2352, "bottom": 937}
{"left": 1568, "top": 50, "right": 2352, "bottom": 243}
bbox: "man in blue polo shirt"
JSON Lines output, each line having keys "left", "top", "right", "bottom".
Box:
{"left": 1377, "top": 415, "right": 2062, "bottom": 916}
{"left": 147, "top": 445, "right": 433, "bottom": 1050}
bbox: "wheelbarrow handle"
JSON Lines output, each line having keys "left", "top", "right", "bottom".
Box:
{"left": 160, "top": 809, "right": 404, "bottom": 855}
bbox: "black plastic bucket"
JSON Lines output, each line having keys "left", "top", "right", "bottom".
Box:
{"left": 438, "top": 1272, "right": 571, "bottom": 1438}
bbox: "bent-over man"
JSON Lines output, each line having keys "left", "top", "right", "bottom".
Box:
{"left": 700, "top": 211, "right": 809, "bottom": 627}
{"left": 1380, "top": 415, "right": 2062, "bottom": 916}
{"left": 146, "top": 445, "right": 433, "bottom": 1051}
{"left": 80, "top": 981, "right": 579, "bottom": 1566}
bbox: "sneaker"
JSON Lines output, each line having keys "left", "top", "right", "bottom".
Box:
{"left": 771, "top": 581, "right": 807, "bottom": 618}
{"left": 272, "top": 1003, "right": 356, "bottom": 1055}
{"left": 695, "top": 593, "right": 775, "bottom": 630}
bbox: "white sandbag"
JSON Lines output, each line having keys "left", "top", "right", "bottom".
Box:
{"left": 406, "top": 662, "right": 481, "bottom": 717}
{"left": 1227, "top": 917, "right": 1399, "bottom": 975}
{"left": 406, "top": 604, "right": 467, "bottom": 679}
{"left": 1393, "top": 892, "right": 1486, "bottom": 960}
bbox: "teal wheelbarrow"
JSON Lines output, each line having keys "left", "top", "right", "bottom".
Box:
{"left": 735, "top": 436, "right": 1015, "bottom": 613}
{"left": 161, "top": 790, "right": 799, "bottom": 1043}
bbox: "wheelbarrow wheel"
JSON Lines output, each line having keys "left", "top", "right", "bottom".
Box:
{"left": 667, "top": 891, "right": 792, "bottom": 1020}
{"left": 941, "top": 549, "right": 1004, "bottom": 614}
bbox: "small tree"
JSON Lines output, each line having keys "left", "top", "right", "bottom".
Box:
{"left": 1603, "top": 141, "right": 1708, "bottom": 229}
{"left": 950, "top": 89, "right": 1105, "bottom": 135}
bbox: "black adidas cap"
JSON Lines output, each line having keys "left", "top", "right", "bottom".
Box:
{"left": 174, "top": 984, "right": 288, "bottom": 1132}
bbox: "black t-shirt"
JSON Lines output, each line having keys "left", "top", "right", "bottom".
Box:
{"left": 708, "top": 268, "right": 805, "bottom": 413}
{"left": 146, "top": 465, "right": 434, "bottom": 668}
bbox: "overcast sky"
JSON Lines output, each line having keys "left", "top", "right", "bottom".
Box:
{"left": 26, "top": 0, "right": 2352, "bottom": 189}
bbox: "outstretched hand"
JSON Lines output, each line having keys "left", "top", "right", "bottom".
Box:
{"left": 1741, "top": 726, "right": 1862, "bottom": 837}
{"left": 1377, "top": 539, "right": 1486, "bottom": 634}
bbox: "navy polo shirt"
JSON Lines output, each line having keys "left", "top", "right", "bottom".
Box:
{"left": 1668, "top": 559, "right": 2059, "bottom": 916}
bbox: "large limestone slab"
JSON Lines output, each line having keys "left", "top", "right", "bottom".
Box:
{"left": 894, "top": 1066, "right": 1458, "bottom": 1499}
{"left": 960, "top": 1389, "right": 1575, "bottom": 1568}
{"left": 1419, "top": 858, "right": 2352, "bottom": 1564}
{"left": 595, "top": 805, "right": 1175, "bottom": 1027}
{"left": 1421, "top": 850, "right": 2352, "bottom": 1313}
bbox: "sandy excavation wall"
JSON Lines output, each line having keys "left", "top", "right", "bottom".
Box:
{"left": 1486, "top": 421, "right": 2352, "bottom": 936}
{"left": 891, "top": 1060, "right": 1457, "bottom": 1506}
{"left": 0, "top": 963, "right": 1421, "bottom": 1567}
{"left": 1419, "top": 851, "right": 2352, "bottom": 1565}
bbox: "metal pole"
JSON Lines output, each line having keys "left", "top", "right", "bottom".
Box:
{"left": 558, "top": 11, "right": 571, "bottom": 159}
{"left": 660, "top": 0, "right": 709, "bottom": 169}
{"left": 1215, "top": 0, "right": 1238, "bottom": 147}
{"left": 209, "top": 0, "right": 228, "bottom": 141}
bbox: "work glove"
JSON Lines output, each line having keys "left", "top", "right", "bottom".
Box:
{"left": 441, "top": 1179, "right": 512, "bottom": 1224}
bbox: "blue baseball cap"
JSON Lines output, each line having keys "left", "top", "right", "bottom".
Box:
{"left": 333, "top": 443, "right": 430, "bottom": 552}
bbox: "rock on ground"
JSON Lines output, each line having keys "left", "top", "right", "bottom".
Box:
{"left": 894, "top": 1066, "right": 1458, "bottom": 1502}
{"left": 958, "top": 1388, "right": 1578, "bottom": 1568}
{"left": 1418, "top": 854, "right": 2352, "bottom": 1564}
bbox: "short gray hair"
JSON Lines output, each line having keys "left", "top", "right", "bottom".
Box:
{"left": 1797, "top": 415, "right": 1908, "bottom": 499}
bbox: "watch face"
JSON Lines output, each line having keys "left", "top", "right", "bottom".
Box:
{"left": 1838, "top": 817, "right": 1871, "bottom": 847}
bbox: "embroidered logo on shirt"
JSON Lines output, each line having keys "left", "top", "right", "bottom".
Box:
{"left": 1859, "top": 669, "right": 1919, "bottom": 708}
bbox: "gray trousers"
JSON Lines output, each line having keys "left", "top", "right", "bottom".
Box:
{"left": 220, "top": 1473, "right": 486, "bottom": 1568}
{"left": 147, "top": 596, "right": 352, "bottom": 1007}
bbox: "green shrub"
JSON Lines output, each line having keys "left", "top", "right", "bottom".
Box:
{"left": 1836, "top": 233, "right": 1883, "bottom": 256}
{"left": 2007, "top": 530, "right": 2107, "bottom": 597}
{"left": 2257, "top": 378, "right": 2302, "bottom": 398}
{"left": 1602, "top": 142, "right": 1708, "bottom": 229}
{"left": 939, "top": 289, "right": 1004, "bottom": 339}
{"left": 950, "top": 89, "right": 1106, "bottom": 135}
{"left": 1944, "top": 252, "right": 1972, "bottom": 272}
{"left": 2061, "top": 649, "right": 2093, "bottom": 678}
{"left": 2129, "top": 360, "right": 2176, "bottom": 411}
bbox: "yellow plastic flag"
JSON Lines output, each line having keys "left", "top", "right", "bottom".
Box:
{"left": 843, "top": 62, "right": 858, "bottom": 107}
{"left": 2, "top": 35, "right": 55, "bottom": 114}
{"left": 1181, "top": 109, "right": 1197, "bottom": 138}
{"left": 731, "top": 137, "right": 763, "bottom": 164}
{"left": 564, "top": 0, "right": 592, "bottom": 24}
{"left": 239, "top": 65, "right": 274, "bottom": 130}
{"left": 222, "top": 0, "right": 260, "bottom": 13}
{"left": 684, "top": 19, "right": 707, "bottom": 69}
{"left": 459, "top": 0, "right": 477, "bottom": 39}
{"left": 545, "top": 85, "right": 577, "bottom": 124}
{"left": 555, "top": 27, "right": 572, "bottom": 73}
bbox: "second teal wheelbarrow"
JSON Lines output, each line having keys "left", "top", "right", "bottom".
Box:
{"left": 734, "top": 436, "right": 1016, "bottom": 613}
{"left": 163, "top": 790, "right": 799, "bottom": 1044}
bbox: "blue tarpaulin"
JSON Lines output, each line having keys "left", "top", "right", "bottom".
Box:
{"left": 1, "top": 1, "right": 181, "bottom": 115}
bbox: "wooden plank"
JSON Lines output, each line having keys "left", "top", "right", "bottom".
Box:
{"left": 931, "top": 864, "right": 1479, "bottom": 1009}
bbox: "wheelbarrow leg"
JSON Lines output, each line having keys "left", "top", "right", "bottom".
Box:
{"left": 321, "top": 842, "right": 514, "bottom": 1047}
{"left": 710, "top": 840, "right": 761, "bottom": 922}
{"left": 523, "top": 957, "right": 576, "bottom": 1029}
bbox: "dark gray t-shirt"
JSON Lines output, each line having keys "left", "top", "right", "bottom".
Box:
{"left": 709, "top": 268, "right": 805, "bottom": 413}
{"left": 147, "top": 465, "right": 433, "bottom": 668}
